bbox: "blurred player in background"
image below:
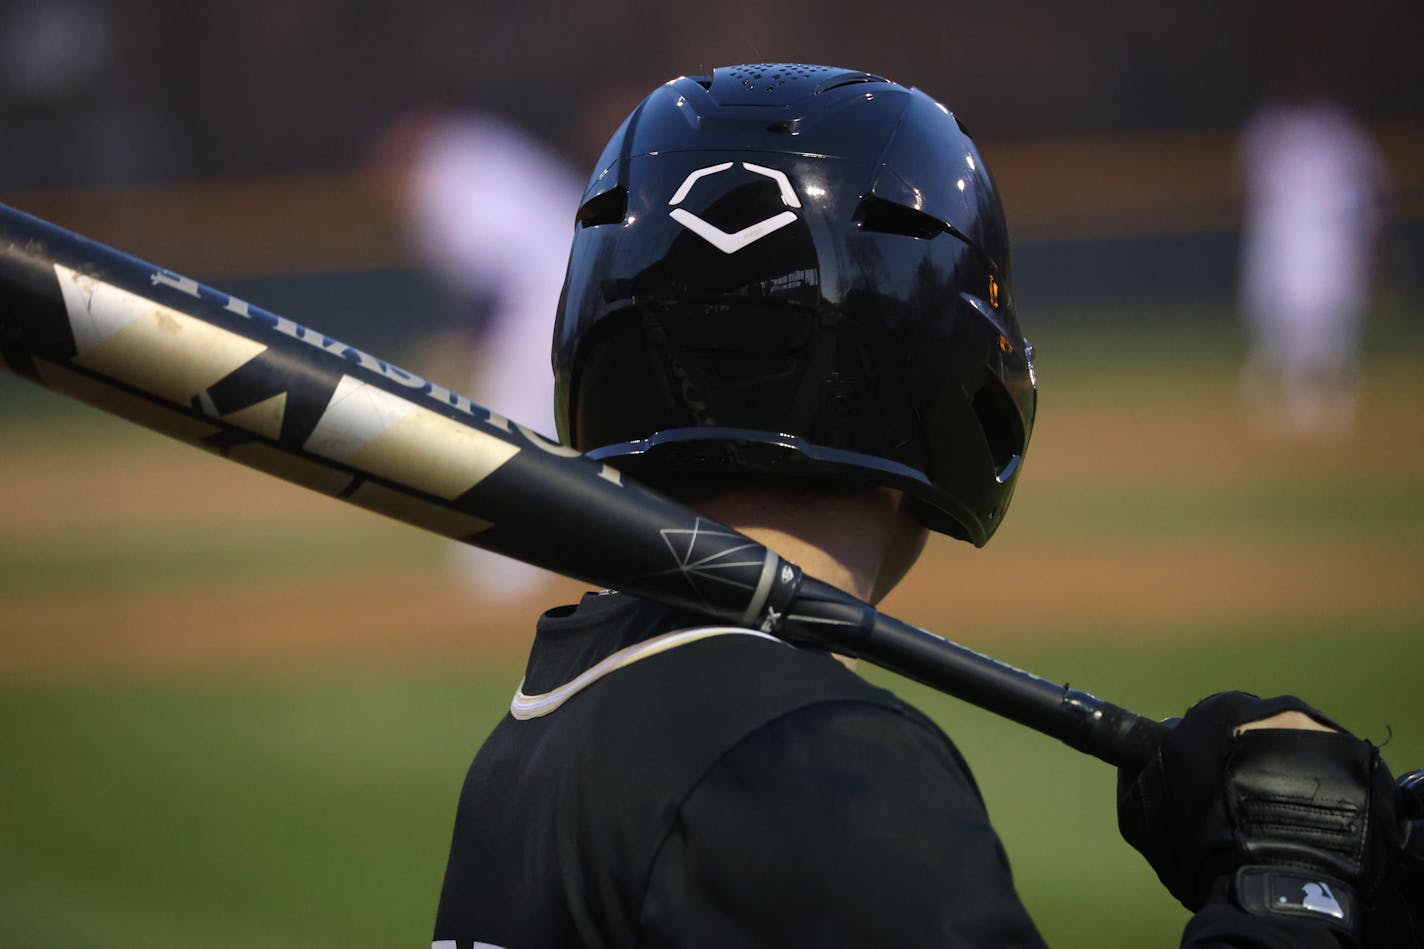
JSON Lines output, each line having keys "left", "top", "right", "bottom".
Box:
{"left": 378, "top": 110, "right": 582, "bottom": 601}
{"left": 1237, "top": 86, "right": 1386, "bottom": 441}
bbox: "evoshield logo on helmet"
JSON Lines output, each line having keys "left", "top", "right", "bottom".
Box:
{"left": 667, "top": 162, "right": 801, "bottom": 254}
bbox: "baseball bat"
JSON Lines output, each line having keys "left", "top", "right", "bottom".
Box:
{"left": 0, "top": 201, "right": 1165, "bottom": 768}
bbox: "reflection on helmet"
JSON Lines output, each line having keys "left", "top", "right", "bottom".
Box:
{"left": 553, "top": 64, "right": 1036, "bottom": 546}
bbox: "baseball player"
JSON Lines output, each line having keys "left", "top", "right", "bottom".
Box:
{"left": 433, "top": 65, "right": 1420, "bottom": 947}
{"left": 376, "top": 108, "right": 580, "bottom": 602}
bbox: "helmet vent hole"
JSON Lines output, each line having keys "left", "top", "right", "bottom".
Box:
{"left": 971, "top": 381, "right": 1024, "bottom": 477}
{"left": 724, "top": 63, "right": 835, "bottom": 93}
{"left": 576, "top": 187, "right": 627, "bottom": 228}
{"left": 854, "top": 195, "right": 945, "bottom": 240}
{"left": 822, "top": 74, "right": 885, "bottom": 91}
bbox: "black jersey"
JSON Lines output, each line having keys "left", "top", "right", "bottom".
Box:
{"left": 433, "top": 591, "right": 1046, "bottom": 948}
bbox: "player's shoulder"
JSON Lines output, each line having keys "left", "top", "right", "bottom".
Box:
{"left": 561, "top": 625, "right": 958, "bottom": 784}
{"left": 504, "top": 592, "right": 971, "bottom": 811}
{"left": 603, "top": 624, "right": 911, "bottom": 726}
{"left": 522, "top": 589, "right": 910, "bottom": 729}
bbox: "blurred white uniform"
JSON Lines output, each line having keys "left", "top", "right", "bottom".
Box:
{"left": 397, "top": 114, "right": 583, "bottom": 599}
{"left": 1238, "top": 100, "right": 1384, "bottom": 439}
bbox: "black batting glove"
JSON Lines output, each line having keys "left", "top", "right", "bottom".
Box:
{"left": 1117, "top": 692, "right": 1403, "bottom": 944}
{"left": 1362, "top": 769, "right": 1424, "bottom": 949}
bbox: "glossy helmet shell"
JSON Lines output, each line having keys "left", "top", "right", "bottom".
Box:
{"left": 553, "top": 64, "right": 1036, "bottom": 546}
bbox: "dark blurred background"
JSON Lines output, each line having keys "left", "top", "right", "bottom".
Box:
{"left": 1, "top": 0, "right": 1420, "bottom": 347}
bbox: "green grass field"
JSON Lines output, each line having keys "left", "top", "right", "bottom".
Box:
{"left": 2, "top": 308, "right": 1421, "bottom": 947}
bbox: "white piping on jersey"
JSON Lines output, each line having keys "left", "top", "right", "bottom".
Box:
{"left": 510, "top": 626, "right": 785, "bottom": 720}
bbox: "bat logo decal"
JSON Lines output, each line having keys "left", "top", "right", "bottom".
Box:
{"left": 633, "top": 516, "right": 774, "bottom": 615}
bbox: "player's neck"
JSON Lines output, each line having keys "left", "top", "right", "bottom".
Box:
{"left": 731, "top": 521, "right": 879, "bottom": 603}
{"left": 693, "top": 487, "right": 927, "bottom": 606}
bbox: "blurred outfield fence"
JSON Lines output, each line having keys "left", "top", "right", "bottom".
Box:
{"left": 3, "top": 122, "right": 1420, "bottom": 355}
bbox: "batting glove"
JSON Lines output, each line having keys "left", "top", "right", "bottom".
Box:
{"left": 1117, "top": 692, "right": 1403, "bottom": 944}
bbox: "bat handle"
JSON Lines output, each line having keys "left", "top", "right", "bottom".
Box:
{"left": 776, "top": 576, "right": 1167, "bottom": 769}
{"left": 1067, "top": 696, "right": 1168, "bottom": 771}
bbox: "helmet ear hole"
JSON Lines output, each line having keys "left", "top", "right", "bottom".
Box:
{"left": 970, "top": 381, "right": 1025, "bottom": 477}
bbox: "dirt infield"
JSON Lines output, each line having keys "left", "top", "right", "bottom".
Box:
{"left": 3, "top": 361, "right": 1421, "bottom": 680}
{"left": 5, "top": 528, "right": 1418, "bottom": 681}
{"left": 0, "top": 566, "right": 569, "bottom": 679}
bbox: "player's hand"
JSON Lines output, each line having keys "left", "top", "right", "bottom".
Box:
{"left": 1116, "top": 692, "right": 1403, "bottom": 942}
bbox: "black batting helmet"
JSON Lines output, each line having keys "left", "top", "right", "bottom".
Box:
{"left": 553, "top": 64, "right": 1036, "bottom": 546}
